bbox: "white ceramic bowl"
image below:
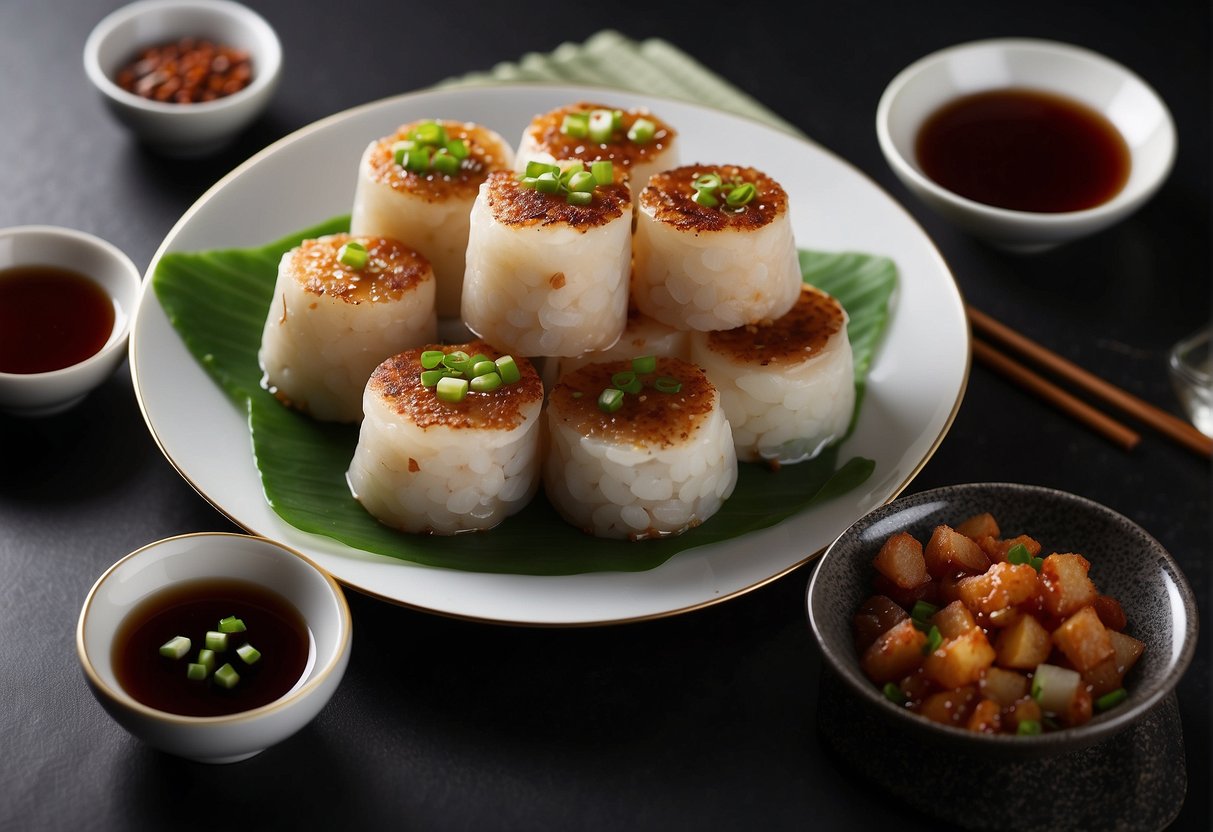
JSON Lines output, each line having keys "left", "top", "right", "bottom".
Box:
{"left": 0, "top": 225, "right": 141, "bottom": 416}
{"left": 77, "top": 533, "right": 352, "bottom": 764}
{"left": 876, "top": 38, "right": 1176, "bottom": 253}
{"left": 83, "top": 0, "right": 282, "bottom": 157}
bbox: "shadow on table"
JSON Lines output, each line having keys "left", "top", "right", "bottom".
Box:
{"left": 113, "top": 111, "right": 303, "bottom": 205}
{"left": 0, "top": 369, "right": 150, "bottom": 503}
{"left": 105, "top": 726, "right": 351, "bottom": 829}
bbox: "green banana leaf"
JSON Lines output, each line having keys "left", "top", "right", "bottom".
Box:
{"left": 154, "top": 217, "right": 896, "bottom": 575}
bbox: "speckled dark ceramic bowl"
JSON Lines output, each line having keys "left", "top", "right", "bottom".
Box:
{"left": 807, "top": 482, "right": 1197, "bottom": 758}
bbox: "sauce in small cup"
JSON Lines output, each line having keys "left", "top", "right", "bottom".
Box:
{"left": 876, "top": 38, "right": 1175, "bottom": 252}
{"left": 0, "top": 226, "right": 140, "bottom": 417}
{"left": 77, "top": 533, "right": 352, "bottom": 764}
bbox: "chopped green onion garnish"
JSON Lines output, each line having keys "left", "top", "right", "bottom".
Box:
{"left": 396, "top": 126, "right": 465, "bottom": 174}
{"left": 525, "top": 160, "right": 560, "bottom": 178}
{"left": 404, "top": 148, "right": 432, "bottom": 174}
{"left": 471, "top": 360, "right": 497, "bottom": 377}
{"left": 1030, "top": 676, "right": 1043, "bottom": 701}
{"left": 611, "top": 109, "right": 623, "bottom": 130}
{"left": 922, "top": 625, "right": 942, "bottom": 655}
{"left": 567, "top": 171, "right": 596, "bottom": 193}
{"left": 443, "top": 350, "right": 470, "bottom": 371}
{"left": 436, "top": 376, "right": 469, "bottom": 403}
{"left": 421, "top": 350, "right": 446, "bottom": 369}
{"left": 432, "top": 150, "right": 460, "bottom": 176}
{"left": 159, "top": 636, "right": 191, "bottom": 660}
{"left": 1029, "top": 556, "right": 1044, "bottom": 572}
{"left": 412, "top": 120, "right": 446, "bottom": 146}
{"left": 591, "top": 160, "right": 614, "bottom": 185}
{"left": 217, "top": 615, "right": 246, "bottom": 634}
{"left": 236, "top": 643, "right": 261, "bottom": 665}
{"left": 598, "top": 387, "right": 624, "bottom": 413}
{"left": 213, "top": 663, "right": 240, "bottom": 689}
{"left": 588, "top": 109, "right": 615, "bottom": 143}
{"left": 654, "top": 376, "right": 681, "bottom": 394}
{"left": 470, "top": 372, "right": 502, "bottom": 393}
{"left": 420, "top": 349, "right": 521, "bottom": 399}
{"left": 627, "top": 117, "right": 656, "bottom": 144}
{"left": 197, "top": 649, "right": 216, "bottom": 673}
{"left": 561, "top": 112, "right": 589, "bottom": 138}
{"left": 631, "top": 355, "right": 656, "bottom": 374}
{"left": 1006, "top": 543, "right": 1030, "bottom": 565}
{"left": 611, "top": 370, "right": 643, "bottom": 394}
{"left": 205, "top": 631, "right": 228, "bottom": 652}
{"left": 1095, "top": 688, "right": 1128, "bottom": 712}
{"left": 420, "top": 369, "right": 446, "bottom": 387}
{"left": 910, "top": 600, "right": 939, "bottom": 624}
{"left": 725, "top": 182, "right": 757, "bottom": 207}
{"left": 391, "top": 139, "right": 415, "bottom": 166}
{"left": 337, "top": 241, "right": 368, "bottom": 269}
{"left": 1017, "top": 720, "right": 1042, "bottom": 736}
{"left": 495, "top": 355, "right": 521, "bottom": 384}
{"left": 520, "top": 158, "right": 609, "bottom": 203}
{"left": 186, "top": 663, "right": 208, "bottom": 681}
{"left": 882, "top": 682, "right": 905, "bottom": 705}
{"left": 688, "top": 170, "right": 757, "bottom": 211}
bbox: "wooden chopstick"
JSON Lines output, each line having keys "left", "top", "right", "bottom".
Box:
{"left": 971, "top": 338, "right": 1142, "bottom": 451}
{"left": 968, "top": 305, "right": 1213, "bottom": 458}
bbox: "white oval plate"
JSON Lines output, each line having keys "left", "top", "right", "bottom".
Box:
{"left": 130, "top": 84, "right": 969, "bottom": 626}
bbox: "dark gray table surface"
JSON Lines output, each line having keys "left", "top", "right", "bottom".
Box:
{"left": 1, "top": 1, "right": 1208, "bottom": 829}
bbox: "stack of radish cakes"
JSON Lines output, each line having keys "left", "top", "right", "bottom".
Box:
{"left": 255, "top": 105, "right": 857, "bottom": 542}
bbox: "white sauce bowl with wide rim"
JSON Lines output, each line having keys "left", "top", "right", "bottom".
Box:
{"left": 876, "top": 38, "right": 1176, "bottom": 253}
{"left": 83, "top": 0, "right": 282, "bottom": 157}
{"left": 77, "top": 533, "right": 352, "bottom": 764}
{"left": 0, "top": 225, "right": 141, "bottom": 417}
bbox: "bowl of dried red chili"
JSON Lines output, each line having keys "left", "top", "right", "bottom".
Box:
{"left": 83, "top": 0, "right": 281, "bottom": 156}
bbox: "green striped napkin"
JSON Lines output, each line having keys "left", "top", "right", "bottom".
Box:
{"left": 435, "top": 29, "right": 801, "bottom": 136}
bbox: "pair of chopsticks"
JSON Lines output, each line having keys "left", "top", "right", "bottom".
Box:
{"left": 968, "top": 305, "right": 1213, "bottom": 459}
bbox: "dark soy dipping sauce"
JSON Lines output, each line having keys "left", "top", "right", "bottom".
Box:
{"left": 114, "top": 579, "right": 312, "bottom": 717}
{"left": 915, "top": 88, "right": 1131, "bottom": 213}
{"left": 0, "top": 266, "right": 116, "bottom": 374}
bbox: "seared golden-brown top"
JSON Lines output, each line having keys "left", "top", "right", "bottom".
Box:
{"left": 288, "top": 234, "right": 431, "bottom": 303}
{"left": 640, "top": 164, "right": 787, "bottom": 232}
{"left": 485, "top": 170, "right": 630, "bottom": 230}
{"left": 368, "top": 341, "right": 543, "bottom": 431}
{"left": 703, "top": 285, "right": 846, "bottom": 366}
{"left": 523, "top": 101, "right": 676, "bottom": 172}
{"left": 548, "top": 357, "right": 717, "bottom": 448}
{"left": 365, "top": 120, "right": 511, "bottom": 201}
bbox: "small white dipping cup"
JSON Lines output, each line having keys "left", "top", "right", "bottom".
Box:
{"left": 77, "top": 533, "right": 352, "bottom": 764}
{"left": 876, "top": 38, "right": 1176, "bottom": 253}
{"left": 0, "top": 225, "right": 141, "bottom": 417}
